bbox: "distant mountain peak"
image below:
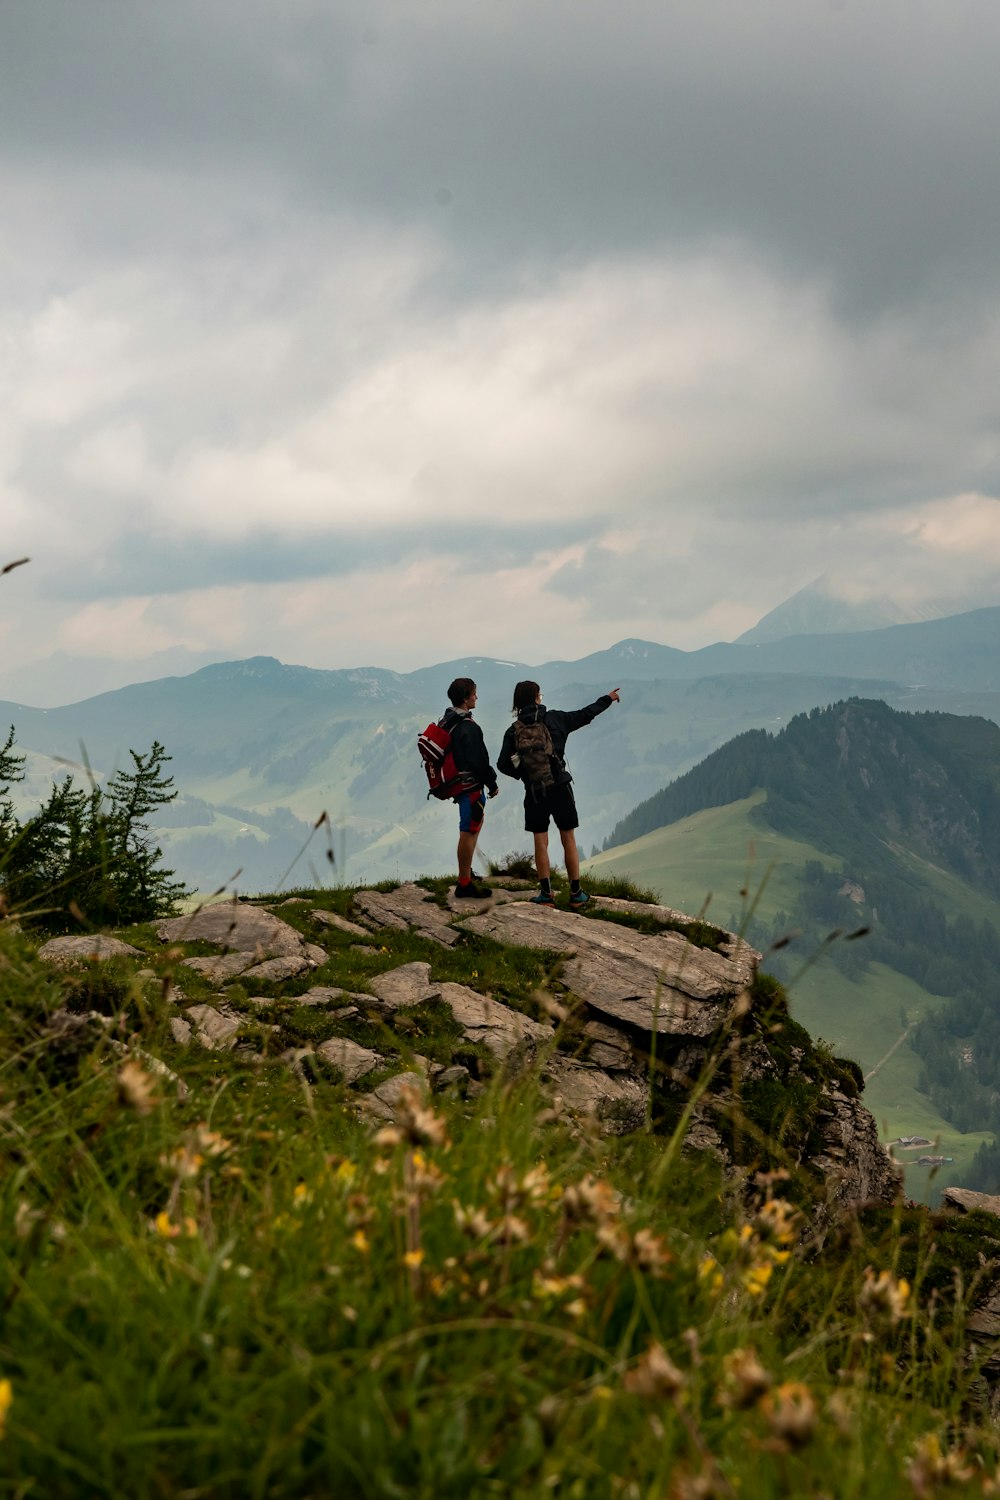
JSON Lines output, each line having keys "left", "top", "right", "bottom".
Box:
{"left": 738, "top": 581, "right": 931, "bottom": 645}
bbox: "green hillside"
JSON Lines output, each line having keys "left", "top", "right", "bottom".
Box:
{"left": 587, "top": 792, "right": 1000, "bottom": 1200}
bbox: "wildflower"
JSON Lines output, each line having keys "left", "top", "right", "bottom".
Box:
{"left": 408, "top": 1149, "right": 446, "bottom": 1192}
{"left": 394, "top": 1087, "right": 449, "bottom": 1149}
{"left": 0, "top": 1378, "right": 12, "bottom": 1435}
{"left": 562, "top": 1174, "right": 621, "bottom": 1227}
{"left": 454, "top": 1201, "right": 493, "bottom": 1240}
{"left": 162, "top": 1144, "right": 205, "bottom": 1180}
{"left": 743, "top": 1260, "right": 774, "bottom": 1298}
{"left": 698, "top": 1254, "right": 724, "bottom": 1296}
{"left": 624, "top": 1341, "right": 685, "bottom": 1401}
{"left": 199, "top": 1126, "right": 231, "bottom": 1154}
{"left": 154, "top": 1211, "right": 181, "bottom": 1239}
{"left": 333, "top": 1159, "right": 357, "bottom": 1185}
{"left": 907, "top": 1434, "right": 977, "bottom": 1497}
{"left": 293, "top": 1182, "right": 312, "bottom": 1208}
{"left": 858, "top": 1266, "right": 911, "bottom": 1323}
{"left": 759, "top": 1381, "right": 817, "bottom": 1449}
{"left": 14, "top": 1199, "right": 40, "bottom": 1239}
{"left": 117, "top": 1059, "right": 158, "bottom": 1116}
{"left": 351, "top": 1229, "right": 371, "bottom": 1255}
{"left": 717, "top": 1347, "right": 772, "bottom": 1410}
{"left": 402, "top": 1248, "right": 425, "bottom": 1270}
{"left": 753, "top": 1198, "right": 799, "bottom": 1247}
{"left": 630, "top": 1226, "right": 672, "bottom": 1277}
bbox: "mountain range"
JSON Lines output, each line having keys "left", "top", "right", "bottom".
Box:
{"left": 5, "top": 604, "right": 1000, "bottom": 892}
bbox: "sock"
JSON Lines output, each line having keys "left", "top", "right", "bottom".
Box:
{"left": 570, "top": 880, "right": 581, "bottom": 894}
{"left": 539, "top": 877, "right": 552, "bottom": 896}
{"left": 458, "top": 877, "right": 471, "bottom": 888}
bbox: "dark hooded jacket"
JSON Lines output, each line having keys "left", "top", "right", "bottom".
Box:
{"left": 497, "top": 696, "right": 613, "bottom": 791}
{"left": 441, "top": 707, "right": 498, "bottom": 794}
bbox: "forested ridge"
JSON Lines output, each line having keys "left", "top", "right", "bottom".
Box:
{"left": 603, "top": 699, "right": 1000, "bottom": 1190}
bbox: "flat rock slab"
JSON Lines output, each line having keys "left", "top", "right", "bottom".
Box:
{"left": 943, "top": 1187, "right": 1000, "bottom": 1219}
{"left": 182, "top": 953, "right": 257, "bottom": 983}
{"left": 460, "top": 905, "right": 757, "bottom": 1040}
{"left": 239, "top": 954, "right": 315, "bottom": 984}
{"left": 185, "top": 1003, "right": 242, "bottom": 1050}
{"left": 315, "top": 1036, "right": 383, "bottom": 1084}
{"left": 354, "top": 885, "right": 461, "bottom": 947}
{"left": 436, "top": 981, "right": 551, "bottom": 1059}
{"left": 544, "top": 1057, "right": 649, "bottom": 1136}
{"left": 157, "top": 902, "right": 306, "bottom": 958}
{"left": 311, "top": 910, "right": 370, "bottom": 939}
{"left": 359, "top": 1070, "right": 426, "bottom": 1122}
{"left": 368, "top": 962, "right": 434, "bottom": 1011}
{"left": 38, "top": 935, "right": 145, "bottom": 965}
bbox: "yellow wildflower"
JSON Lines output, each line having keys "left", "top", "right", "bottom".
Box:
{"left": 402, "top": 1248, "right": 425, "bottom": 1270}
{"left": 743, "top": 1260, "right": 774, "bottom": 1298}
{"left": 0, "top": 1378, "right": 12, "bottom": 1434}
{"left": 154, "top": 1211, "right": 181, "bottom": 1239}
{"left": 351, "top": 1229, "right": 371, "bottom": 1255}
{"left": 858, "top": 1266, "right": 911, "bottom": 1323}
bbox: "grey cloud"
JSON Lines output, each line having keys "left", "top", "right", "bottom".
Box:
{"left": 38, "top": 521, "right": 601, "bottom": 603}
{"left": 3, "top": 3, "right": 1000, "bottom": 313}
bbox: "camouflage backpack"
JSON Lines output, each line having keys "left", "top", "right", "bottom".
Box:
{"left": 513, "top": 717, "right": 556, "bottom": 792}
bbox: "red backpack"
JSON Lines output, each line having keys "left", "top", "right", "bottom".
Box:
{"left": 418, "top": 719, "right": 475, "bottom": 801}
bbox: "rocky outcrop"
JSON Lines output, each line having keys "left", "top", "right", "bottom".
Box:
{"left": 38, "top": 934, "right": 145, "bottom": 965}
{"left": 459, "top": 899, "right": 756, "bottom": 1041}
{"left": 54, "top": 879, "right": 896, "bottom": 1210}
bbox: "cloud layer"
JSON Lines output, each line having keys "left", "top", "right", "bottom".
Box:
{"left": 2, "top": 1, "right": 1000, "bottom": 702}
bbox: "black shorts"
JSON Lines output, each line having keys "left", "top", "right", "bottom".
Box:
{"left": 524, "top": 781, "right": 579, "bottom": 834}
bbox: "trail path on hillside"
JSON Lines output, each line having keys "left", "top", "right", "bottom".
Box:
{"left": 864, "top": 1023, "right": 913, "bottom": 1083}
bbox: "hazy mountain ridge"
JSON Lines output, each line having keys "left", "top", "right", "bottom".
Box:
{"left": 6, "top": 606, "right": 1000, "bottom": 891}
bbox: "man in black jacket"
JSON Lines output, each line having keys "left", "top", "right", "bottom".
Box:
{"left": 497, "top": 680, "right": 619, "bottom": 907}
{"left": 443, "top": 677, "right": 499, "bottom": 900}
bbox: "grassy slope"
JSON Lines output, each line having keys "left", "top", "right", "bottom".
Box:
{"left": 585, "top": 793, "right": 1000, "bottom": 1201}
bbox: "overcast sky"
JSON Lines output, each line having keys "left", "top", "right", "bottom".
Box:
{"left": 3, "top": 0, "right": 1000, "bottom": 704}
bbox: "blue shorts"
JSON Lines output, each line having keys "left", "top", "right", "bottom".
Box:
{"left": 457, "top": 787, "right": 486, "bottom": 834}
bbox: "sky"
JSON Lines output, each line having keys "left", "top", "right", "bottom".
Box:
{"left": 3, "top": 0, "right": 1000, "bottom": 705}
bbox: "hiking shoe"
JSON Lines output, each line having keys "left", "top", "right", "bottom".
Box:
{"left": 530, "top": 890, "right": 555, "bottom": 906}
{"left": 568, "top": 889, "right": 590, "bottom": 908}
{"left": 454, "top": 882, "right": 492, "bottom": 900}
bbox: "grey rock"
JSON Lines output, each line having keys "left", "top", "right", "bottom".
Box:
{"left": 811, "top": 1087, "right": 900, "bottom": 1215}
{"left": 460, "top": 905, "right": 757, "bottom": 1040}
{"left": 315, "top": 1036, "right": 383, "bottom": 1084}
{"left": 185, "top": 1003, "right": 242, "bottom": 1050}
{"left": 359, "top": 1070, "right": 427, "bottom": 1122}
{"left": 943, "top": 1187, "right": 1000, "bottom": 1219}
{"left": 157, "top": 901, "right": 306, "bottom": 958}
{"left": 169, "top": 1017, "right": 193, "bottom": 1046}
{"left": 544, "top": 1056, "right": 648, "bottom": 1136}
{"left": 182, "top": 953, "right": 257, "bottom": 983}
{"left": 277, "top": 897, "right": 310, "bottom": 905}
{"left": 302, "top": 943, "right": 328, "bottom": 965}
{"left": 239, "top": 954, "right": 314, "bottom": 984}
{"left": 37, "top": 934, "right": 144, "bottom": 966}
{"left": 311, "top": 909, "right": 370, "bottom": 938}
{"left": 368, "top": 962, "right": 435, "bottom": 1011}
{"left": 436, "top": 981, "right": 551, "bottom": 1060}
{"left": 355, "top": 884, "right": 462, "bottom": 948}
{"left": 434, "top": 1064, "right": 471, "bottom": 1092}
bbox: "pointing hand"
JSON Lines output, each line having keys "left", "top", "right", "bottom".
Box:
{"left": 609, "top": 688, "right": 621, "bottom": 702}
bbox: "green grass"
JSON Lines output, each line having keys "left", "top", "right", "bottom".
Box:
{"left": 3, "top": 891, "right": 1000, "bottom": 1495}
{"left": 585, "top": 791, "right": 840, "bottom": 929}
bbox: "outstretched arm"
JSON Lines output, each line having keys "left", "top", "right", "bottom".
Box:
{"left": 553, "top": 689, "right": 620, "bottom": 736}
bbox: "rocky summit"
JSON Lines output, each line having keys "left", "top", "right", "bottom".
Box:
{"left": 36, "top": 880, "right": 900, "bottom": 1214}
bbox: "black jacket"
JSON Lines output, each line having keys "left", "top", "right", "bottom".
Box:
{"left": 441, "top": 708, "right": 498, "bottom": 794}
{"left": 497, "top": 696, "right": 613, "bottom": 790}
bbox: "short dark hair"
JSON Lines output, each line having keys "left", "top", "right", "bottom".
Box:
{"left": 448, "top": 677, "right": 477, "bottom": 707}
{"left": 512, "top": 680, "right": 540, "bottom": 712}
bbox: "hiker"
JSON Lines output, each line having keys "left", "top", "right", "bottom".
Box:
{"left": 442, "top": 677, "right": 499, "bottom": 900}
{"left": 497, "top": 680, "right": 619, "bottom": 907}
